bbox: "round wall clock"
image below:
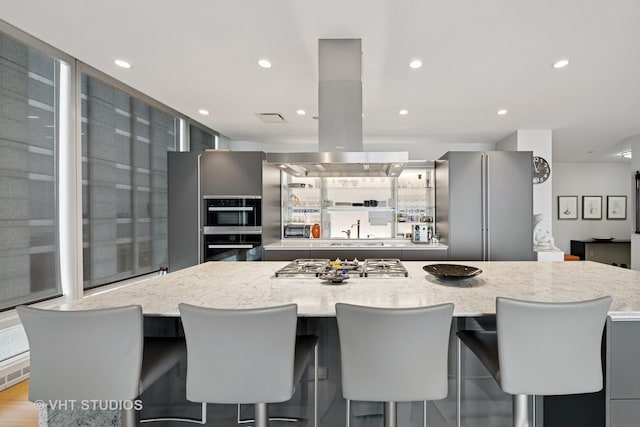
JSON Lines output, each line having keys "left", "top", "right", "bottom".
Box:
{"left": 532, "top": 156, "right": 550, "bottom": 184}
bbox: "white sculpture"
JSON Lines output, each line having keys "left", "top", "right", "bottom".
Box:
{"left": 533, "top": 213, "right": 559, "bottom": 251}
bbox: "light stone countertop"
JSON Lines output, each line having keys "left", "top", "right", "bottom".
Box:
{"left": 264, "top": 239, "right": 448, "bottom": 250}
{"left": 58, "top": 261, "right": 640, "bottom": 318}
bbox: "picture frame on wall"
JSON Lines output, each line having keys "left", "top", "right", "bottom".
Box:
{"left": 607, "top": 195, "right": 627, "bottom": 220}
{"left": 558, "top": 196, "right": 578, "bottom": 220}
{"left": 582, "top": 196, "right": 602, "bottom": 220}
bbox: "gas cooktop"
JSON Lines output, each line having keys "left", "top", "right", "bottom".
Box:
{"left": 274, "top": 259, "right": 408, "bottom": 278}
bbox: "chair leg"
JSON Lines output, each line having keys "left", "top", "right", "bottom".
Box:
{"left": 121, "top": 408, "right": 136, "bottom": 427}
{"left": 314, "top": 341, "right": 319, "bottom": 427}
{"left": 384, "top": 401, "right": 397, "bottom": 427}
{"left": 423, "top": 400, "right": 427, "bottom": 427}
{"left": 237, "top": 344, "right": 319, "bottom": 426}
{"left": 346, "top": 398, "right": 350, "bottom": 427}
{"left": 456, "top": 336, "right": 462, "bottom": 427}
{"left": 254, "top": 403, "right": 268, "bottom": 427}
{"left": 512, "top": 394, "right": 530, "bottom": 427}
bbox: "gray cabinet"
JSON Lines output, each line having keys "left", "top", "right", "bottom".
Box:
{"left": 168, "top": 152, "right": 201, "bottom": 271}
{"left": 263, "top": 249, "right": 310, "bottom": 261}
{"left": 608, "top": 320, "right": 640, "bottom": 426}
{"left": 168, "top": 151, "right": 281, "bottom": 271}
{"left": 309, "top": 249, "right": 400, "bottom": 260}
{"left": 264, "top": 247, "right": 448, "bottom": 261}
{"left": 610, "top": 401, "right": 640, "bottom": 427}
{"left": 200, "top": 151, "right": 266, "bottom": 196}
{"left": 401, "top": 249, "right": 448, "bottom": 261}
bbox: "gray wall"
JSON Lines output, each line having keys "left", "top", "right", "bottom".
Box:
{"left": 553, "top": 162, "right": 634, "bottom": 253}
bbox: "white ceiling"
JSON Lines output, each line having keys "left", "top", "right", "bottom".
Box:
{"left": 3, "top": 0, "right": 640, "bottom": 162}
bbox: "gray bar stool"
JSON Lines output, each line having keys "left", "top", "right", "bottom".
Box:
{"left": 16, "top": 305, "right": 186, "bottom": 426}
{"left": 456, "top": 296, "right": 611, "bottom": 427}
{"left": 178, "top": 303, "right": 319, "bottom": 427}
{"left": 335, "top": 302, "right": 455, "bottom": 427}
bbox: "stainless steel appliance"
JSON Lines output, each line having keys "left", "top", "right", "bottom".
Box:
{"left": 411, "top": 224, "right": 431, "bottom": 244}
{"left": 204, "top": 196, "right": 261, "bottom": 228}
{"left": 202, "top": 196, "right": 263, "bottom": 262}
{"left": 284, "top": 224, "right": 311, "bottom": 238}
{"left": 274, "top": 259, "right": 408, "bottom": 278}
{"left": 435, "top": 151, "right": 533, "bottom": 261}
{"left": 362, "top": 259, "right": 409, "bottom": 277}
{"left": 203, "top": 230, "right": 262, "bottom": 262}
{"left": 266, "top": 40, "right": 408, "bottom": 178}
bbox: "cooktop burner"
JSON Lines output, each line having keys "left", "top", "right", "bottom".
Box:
{"left": 363, "top": 258, "right": 409, "bottom": 277}
{"left": 274, "top": 259, "right": 332, "bottom": 277}
{"left": 274, "top": 258, "right": 408, "bottom": 278}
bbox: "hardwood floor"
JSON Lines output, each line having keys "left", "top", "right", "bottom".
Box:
{"left": 0, "top": 380, "right": 38, "bottom": 427}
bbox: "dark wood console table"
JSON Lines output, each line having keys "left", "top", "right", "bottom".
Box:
{"left": 570, "top": 239, "right": 631, "bottom": 267}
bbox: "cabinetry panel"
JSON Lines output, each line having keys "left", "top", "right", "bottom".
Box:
{"left": 309, "top": 249, "right": 400, "bottom": 260}
{"left": 401, "top": 249, "right": 448, "bottom": 261}
{"left": 610, "top": 400, "right": 640, "bottom": 427}
{"left": 263, "top": 250, "right": 310, "bottom": 261}
{"left": 201, "top": 151, "right": 265, "bottom": 196}
{"left": 609, "top": 321, "right": 640, "bottom": 399}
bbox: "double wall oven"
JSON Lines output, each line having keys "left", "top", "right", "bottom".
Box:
{"left": 203, "top": 196, "right": 262, "bottom": 261}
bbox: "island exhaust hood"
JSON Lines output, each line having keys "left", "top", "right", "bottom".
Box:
{"left": 267, "top": 39, "right": 408, "bottom": 177}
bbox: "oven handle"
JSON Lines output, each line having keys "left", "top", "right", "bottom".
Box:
{"left": 204, "top": 226, "right": 262, "bottom": 235}
{"left": 207, "top": 244, "right": 255, "bottom": 249}
{"left": 208, "top": 207, "right": 254, "bottom": 212}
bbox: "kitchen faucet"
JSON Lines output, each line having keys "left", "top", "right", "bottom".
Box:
{"left": 342, "top": 229, "right": 351, "bottom": 239}
{"left": 351, "top": 220, "right": 361, "bottom": 239}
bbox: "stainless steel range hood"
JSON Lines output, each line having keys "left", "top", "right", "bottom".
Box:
{"left": 267, "top": 39, "right": 408, "bottom": 177}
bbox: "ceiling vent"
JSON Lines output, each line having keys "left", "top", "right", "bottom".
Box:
{"left": 256, "top": 113, "right": 286, "bottom": 123}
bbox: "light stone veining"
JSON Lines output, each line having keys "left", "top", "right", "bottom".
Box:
{"left": 57, "top": 261, "right": 640, "bottom": 317}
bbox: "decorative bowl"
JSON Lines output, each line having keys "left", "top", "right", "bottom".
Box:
{"left": 591, "top": 237, "right": 614, "bottom": 242}
{"left": 422, "top": 264, "right": 482, "bottom": 279}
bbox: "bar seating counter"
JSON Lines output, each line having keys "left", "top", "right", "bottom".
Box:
{"left": 54, "top": 261, "right": 640, "bottom": 427}
{"left": 59, "top": 260, "right": 640, "bottom": 317}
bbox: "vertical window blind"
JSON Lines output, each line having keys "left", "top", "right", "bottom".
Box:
{"left": 0, "top": 33, "right": 61, "bottom": 310}
{"left": 81, "top": 74, "right": 178, "bottom": 288}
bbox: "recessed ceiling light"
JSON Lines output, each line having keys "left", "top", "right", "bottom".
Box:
{"left": 114, "top": 59, "right": 132, "bottom": 69}
{"left": 258, "top": 59, "right": 272, "bottom": 69}
{"left": 198, "top": 109, "right": 209, "bottom": 115}
{"left": 620, "top": 150, "right": 632, "bottom": 159}
{"left": 553, "top": 59, "right": 569, "bottom": 69}
{"left": 399, "top": 109, "right": 409, "bottom": 116}
{"left": 296, "top": 109, "right": 306, "bottom": 115}
{"left": 27, "top": 115, "right": 39, "bottom": 119}
{"left": 497, "top": 109, "right": 508, "bottom": 116}
{"left": 279, "top": 165, "right": 287, "bottom": 168}
{"left": 409, "top": 59, "right": 423, "bottom": 69}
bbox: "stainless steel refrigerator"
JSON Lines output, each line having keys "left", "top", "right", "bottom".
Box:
{"left": 435, "top": 151, "right": 534, "bottom": 261}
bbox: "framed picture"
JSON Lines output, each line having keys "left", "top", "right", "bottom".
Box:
{"left": 582, "top": 196, "right": 602, "bottom": 220}
{"left": 607, "top": 195, "right": 627, "bottom": 220}
{"left": 558, "top": 196, "right": 578, "bottom": 219}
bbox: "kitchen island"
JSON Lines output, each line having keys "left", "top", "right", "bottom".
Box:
{"left": 60, "top": 260, "right": 640, "bottom": 316}
{"left": 51, "top": 261, "right": 640, "bottom": 427}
